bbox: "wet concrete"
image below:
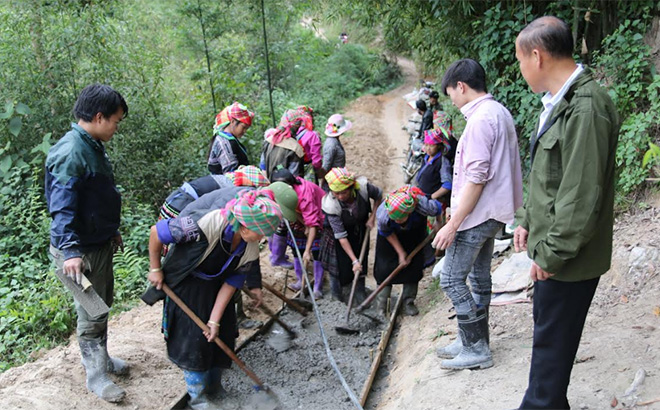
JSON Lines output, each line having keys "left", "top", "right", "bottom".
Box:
{"left": 218, "top": 290, "right": 388, "bottom": 409}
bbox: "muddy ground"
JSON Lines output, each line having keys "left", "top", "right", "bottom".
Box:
{"left": 2, "top": 57, "right": 659, "bottom": 410}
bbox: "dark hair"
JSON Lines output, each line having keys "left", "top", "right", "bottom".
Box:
{"left": 440, "top": 59, "right": 487, "bottom": 95}
{"left": 73, "top": 83, "right": 128, "bottom": 122}
{"left": 429, "top": 91, "right": 439, "bottom": 99}
{"left": 518, "top": 16, "right": 573, "bottom": 59}
{"left": 271, "top": 167, "right": 300, "bottom": 186}
{"left": 415, "top": 100, "right": 427, "bottom": 111}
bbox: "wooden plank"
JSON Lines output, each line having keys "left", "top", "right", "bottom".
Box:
{"left": 359, "top": 294, "right": 404, "bottom": 407}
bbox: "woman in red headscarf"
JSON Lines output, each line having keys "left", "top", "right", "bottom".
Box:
{"left": 207, "top": 102, "right": 255, "bottom": 174}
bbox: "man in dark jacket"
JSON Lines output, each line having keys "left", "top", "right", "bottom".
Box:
{"left": 514, "top": 16, "right": 619, "bottom": 409}
{"left": 416, "top": 99, "right": 433, "bottom": 139}
{"left": 45, "top": 84, "right": 129, "bottom": 403}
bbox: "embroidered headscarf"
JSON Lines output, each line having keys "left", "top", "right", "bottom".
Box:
{"left": 222, "top": 190, "right": 282, "bottom": 236}
{"left": 325, "top": 167, "right": 358, "bottom": 193}
{"left": 225, "top": 165, "right": 270, "bottom": 188}
{"left": 213, "top": 102, "right": 255, "bottom": 135}
{"left": 423, "top": 125, "right": 452, "bottom": 154}
{"left": 266, "top": 107, "right": 315, "bottom": 145}
{"left": 384, "top": 185, "right": 423, "bottom": 222}
{"left": 433, "top": 110, "right": 452, "bottom": 132}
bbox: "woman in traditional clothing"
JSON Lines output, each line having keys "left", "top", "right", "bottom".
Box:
{"left": 319, "top": 168, "right": 382, "bottom": 303}
{"left": 270, "top": 167, "right": 326, "bottom": 298}
{"left": 374, "top": 185, "right": 443, "bottom": 316}
{"left": 146, "top": 190, "right": 285, "bottom": 409}
{"left": 207, "top": 102, "right": 254, "bottom": 174}
{"left": 322, "top": 114, "right": 352, "bottom": 173}
{"left": 261, "top": 107, "right": 314, "bottom": 180}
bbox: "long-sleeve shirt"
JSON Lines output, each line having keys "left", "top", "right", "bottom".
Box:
{"left": 207, "top": 131, "right": 249, "bottom": 174}
{"left": 326, "top": 182, "right": 383, "bottom": 239}
{"left": 451, "top": 94, "right": 523, "bottom": 231}
{"left": 376, "top": 195, "right": 442, "bottom": 237}
{"left": 322, "top": 137, "right": 346, "bottom": 171}
{"left": 293, "top": 177, "right": 325, "bottom": 228}
{"left": 296, "top": 129, "right": 323, "bottom": 170}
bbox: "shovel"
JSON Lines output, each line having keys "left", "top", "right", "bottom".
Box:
{"left": 355, "top": 228, "right": 438, "bottom": 313}
{"left": 161, "top": 284, "right": 271, "bottom": 393}
{"left": 335, "top": 228, "right": 371, "bottom": 335}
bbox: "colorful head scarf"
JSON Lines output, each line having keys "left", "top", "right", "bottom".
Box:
{"left": 223, "top": 190, "right": 282, "bottom": 236}
{"left": 423, "top": 126, "right": 452, "bottom": 153}
{"left": 267, "top": 107, "right": 315, "bottom": 145}
{"left": 433, "top": 110, "right": 452, "bottom": 132}
{"left": 384, "top": 185, "right": 423, "bottom": 222}
{"left": 226, "top": 165, "right": 270, "bottom": 188}
{"left": 325, "top": 167, "right": 357, "bottom": 193}
{"left": 213, "top": 102, "right": 255, "bottom": 135}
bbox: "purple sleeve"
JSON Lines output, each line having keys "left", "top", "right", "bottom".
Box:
{"left": 301, "top": 130, "right": 323, "bottom": 169}
{"left": 224, "top": 272, "right": 247, "bottom": 289}
{"left": 156, "top": 216, "right": 200, "bottom": 245}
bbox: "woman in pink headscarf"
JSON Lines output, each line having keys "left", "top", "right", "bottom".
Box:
{"left": 207, "top": 102, "right": 255, "bottom": 174}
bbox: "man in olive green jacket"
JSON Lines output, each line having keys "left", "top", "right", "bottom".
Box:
{"left": 513, "top": 16, "right": 619, "bottom": 409}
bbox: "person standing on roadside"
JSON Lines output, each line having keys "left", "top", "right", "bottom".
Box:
{"left": 46, "top": 84, "right": 129, "bottom": 403}
{"left": 432, "top": 59, "right": 523, "bottom": 371}
{"left": 207, "top": 102, "right": 254, "bottom": 175}
{"left": 514, "top": 16, "right": 619, "bottom": 409}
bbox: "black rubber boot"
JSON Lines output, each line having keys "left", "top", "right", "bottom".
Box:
{"left": 440, "top": 308, "right": 492, "bottom": 370}
{"left": 375, "top": 285, "right": 392, "bottom": 318}
{"left": 401, "top": 282, "right": 419, "bottom": 316}
{"left": 330, "top": 276, "right": 344, "bottom": 302}
{"left": 79, "top": 339, "right": 126, "bottom": 403}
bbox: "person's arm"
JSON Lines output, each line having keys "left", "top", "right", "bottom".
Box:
{"left": 322, "top": 139, "right": 335, "bottom": 172}
{"left": 385, "top": 233, "right": 408, "bottom": 267}
{"left": 433, "top": 182, "right": 484, "bottom": 250}
{"left": 532, "top": 109, "right": 616, "bottom": 274}
{"left": 430, "top": 187, "right": 450, "bottom": 200}
{"left": 302, "top": 226, "right": 318, "bottom": 267}
{"left": 203, "top": 282, "right": 236, "bottom": 342}
{"left": 147, "top": 225, "right": 165, "bottom": 289}
{"left": 338, "top": 238, "right": 362, "bottom": 273}
{"left": 366, "top": 183, "right": 383, "bottom": 230}
{"left": 46, "top": 148, "right": 86, "bottom": 283}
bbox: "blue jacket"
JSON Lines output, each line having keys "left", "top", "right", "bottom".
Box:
{"left": 45, "top": 123, "right": 121, "bottom": 260}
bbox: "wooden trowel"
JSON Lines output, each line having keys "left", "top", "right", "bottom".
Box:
{"left": 55, "top": 269, "right": 110, "bottom": 318}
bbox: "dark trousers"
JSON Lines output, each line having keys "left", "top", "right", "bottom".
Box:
{"left": 519, "top": 276, "right": 600, "bottom": 409}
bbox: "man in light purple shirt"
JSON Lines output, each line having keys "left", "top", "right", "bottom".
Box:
{"left": 432, "top": 58, "right": 523, "bottom": 371}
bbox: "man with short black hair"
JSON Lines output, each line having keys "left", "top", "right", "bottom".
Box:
{"left": 416, "top": 99, "right": 433, "bottom": 139}
{"left": 514, "top": 16, "right": 619, "bottom": 409}
{"left": 433, "top": 58, "right": 523, "bottom": 370}
{"left": 46, "top": 84, "right": 129, "bottom": 403}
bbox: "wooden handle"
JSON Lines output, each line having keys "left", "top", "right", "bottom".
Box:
{"left": 261, "top": 282, "right": 308, "bottom": 316}
{"left": 345, "top": 228, "right": 371, "bottom": 321}
{"left": 241, "top": 288, "right": 296, "bottom": 336}
{"left": 356, "top": 228, "right": 437, "bottom": 312}
{"left": 161, "top": 284, "right": 264, "bottom": 388}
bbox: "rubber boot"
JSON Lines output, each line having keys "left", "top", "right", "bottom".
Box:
{"left": 437, "top": 306, "right": 489, "bottom": 358}
{"left": 288, "top": 258, "right": 303, "bottom": 291}
{"left": 436, "top": 332, "right": 462, "bottom": 359}
{"left": 234, "top": 291, "right": 262, "bottom": 330}
{"left": 401, "top": 282, "right": 419, "bottom": 316}
{"left": 184, "top": 370, "right": 216, "bottom": 410}
{"left": 79, "top": 338, "right": 126, "bottom": 403}
{"left": 206, "top": 367, "right": 226, "bottom": 398}
{"left": 375, "top": 285, "right": 392, "bottom": 318}
{"left": 353, "top": 276, "right": 367, "bottom": 306}
{"left": 100, "top": 334, "right": 130, "bottom": 376}
{"left": 313, "top": 261, "right": 324, "bottom": 299}
{"left": 330, "top": 276, "right": 343, "bottom": 302}
{"left": 440, "top": 308, "right": 493, "bottom": 370}
{"left": 269, "top": 234, "right": 293, "bottom": 269}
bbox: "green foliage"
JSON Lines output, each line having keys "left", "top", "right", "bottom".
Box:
{"left": 0, "top": 0, "right": 401, "bottom": 372}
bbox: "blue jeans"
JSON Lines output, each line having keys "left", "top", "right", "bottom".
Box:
{"left": 440, "top": 219, "right": 503, "bottom": 315}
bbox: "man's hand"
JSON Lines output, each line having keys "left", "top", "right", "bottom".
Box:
{"left": 249, "top": 288, "right": 263, "bottom": 309}
{"left": 432, "top": 222, "right": 457, "bottom": 251}
{"left": 148, "top": 268, "right": 164, "bottom": 290}
{"left": 530, "top": 262, "right": 554, "bottom": 282}
{"left": 112, "top": 234, "right": 124, "bottom": 253}
{"left": 63, "top": 257, "right": 85, "bottom": 284}
{"left": 514, "top": 226, "right": 528, "bottom": 252}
